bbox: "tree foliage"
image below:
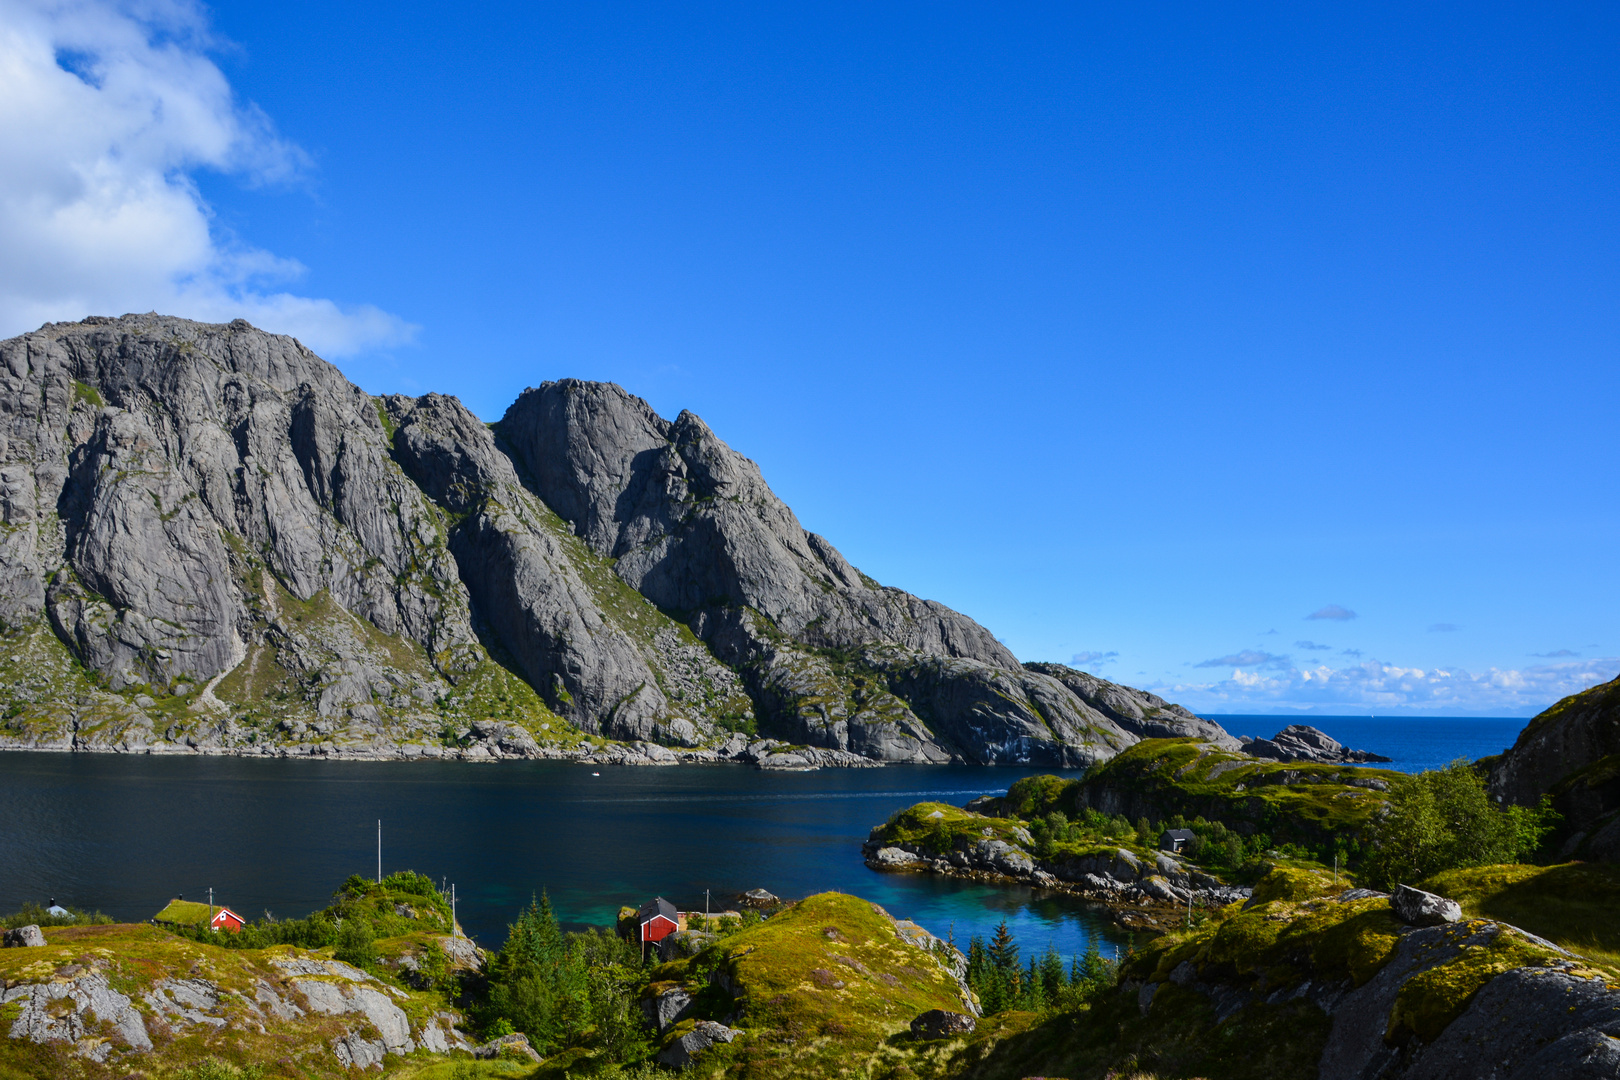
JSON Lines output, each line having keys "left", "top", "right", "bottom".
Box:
{"left": 965, "top": 923, "right": 1117, "bottom": 1016}
{"left": 1361, "top": 761, "right": 1558, "bottom": 889}
{"left": 481, "top": 891, "right": 651, "bottom": 1061}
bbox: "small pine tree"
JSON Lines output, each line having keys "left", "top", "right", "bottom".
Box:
{"left": 1039, "top": 943, "right": 1065, "bottom": 999}
{"left": 989, "top": 921, "right": 1019, "bottom": 976}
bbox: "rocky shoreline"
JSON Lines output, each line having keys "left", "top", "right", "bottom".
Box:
{"left": 862, "top": 830, "right": 1251, "bottom": 928}
{"left": 0, "top": 725, "right": 881, "bottom": 770}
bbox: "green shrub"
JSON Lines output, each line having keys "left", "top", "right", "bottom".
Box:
{"left": 1361, "top": 761, "right": 1559, "bottom": 889}
{"left": 334, "top": 918, "right": 377, "bottom": 969}
{"left": 1, "top": 903, "right": 112, "bottom": 929}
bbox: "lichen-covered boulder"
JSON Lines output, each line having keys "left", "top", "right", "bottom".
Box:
{"left": 910, "top": 1009, "right": 976, "bottom": 1040}
{"left": 472, "top": 1032, "right": 542, "bottom": 1061}
{"left": 1391, "top": 884, "right": 1463, "bottom": 926}
{"left": 657, "top": 1019, "right": 738, "bottom": 1068}
{"left": 641, "top": 985, "right": 694, "bottom": 1033}
{"left": 2, "top": 924, "right": 45, "bottom": 947}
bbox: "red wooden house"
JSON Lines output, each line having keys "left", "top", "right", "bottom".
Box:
{"left": 636, "top": 897, "right": 680, "bottom": 945}
{"left": 210, "top": 906, "right": 245, "bottom": 933}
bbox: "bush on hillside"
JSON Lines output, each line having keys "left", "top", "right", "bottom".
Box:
{"left": 1360, "top": 761, "right": 1558, "bottom": 889}
{"left": 2, "top": 903, "right": 113, "bottom": 929}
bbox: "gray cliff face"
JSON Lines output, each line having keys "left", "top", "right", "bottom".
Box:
{"left": 383, "top": 392, "right": 746, "bottom": 745}
{"left": 1024, "top": 662, "right": 1241, "bottom": 750}
{"left": 1487, "top": 674, "right": 1620, "bottom": 863}
{"left": 0, "top": 316, "right": 1225, "bottom": 766}
{"left": 498, "top": 380, "right": 1016, "bottom": 665}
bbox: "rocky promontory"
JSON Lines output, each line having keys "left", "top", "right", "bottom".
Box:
{"left": 1486, "top": 672, "right": 1620, "bottom": 862}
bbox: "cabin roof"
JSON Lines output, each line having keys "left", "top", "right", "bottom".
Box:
{"left": 637, "top": 896, "right": 678, "bottom": 923}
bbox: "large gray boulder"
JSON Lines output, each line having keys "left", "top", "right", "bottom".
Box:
{"left": 1390, "top": 885, "right": 1464, "bottom": 927}
{"left": 658, "top": 1019, "right": 738, "bottom": 1068}
{"left": 2, "top": 924, "right": 46, "bottom": 947}
{"left": 641, "top": 985, "right": 694, "bottom": 1033}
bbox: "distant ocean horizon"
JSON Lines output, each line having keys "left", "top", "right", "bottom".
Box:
{"left": 1204, "top": 714, "right": 1526, "bottom": 774}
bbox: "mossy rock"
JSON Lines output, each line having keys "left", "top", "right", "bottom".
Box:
{"left": 1385, "top": 921, "right": 1569, "bottom": 1044}
{"left": 1248, "top": 866, "right": 1341, "bottom": 905}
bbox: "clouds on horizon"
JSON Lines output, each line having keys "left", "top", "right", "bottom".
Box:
{"left": 1195, "top": 650, "right": 1292, "bottom": 671}
{"left": 0, "top": 0, "right": 414, "bottom": 356}
{"left": 1160, "top": 655, "right": 1619, "bottom": 715}
{"left": 1307, "top": 605, "right": 1357, "bottom": 621}
{"left": 1071, "top": 650, "right": 1119, "bottom": 668}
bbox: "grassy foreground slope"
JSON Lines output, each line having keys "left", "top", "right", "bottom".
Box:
{"left": 537, "top": 893, "right": 973, "bottom": 1080}
{"left": 1418, "top": 861, "right": 1620, "bottom": 963}
{"left": 0, "top": 922, "right": 472, "bottom": 1080}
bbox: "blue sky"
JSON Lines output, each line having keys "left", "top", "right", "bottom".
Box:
{"left": 2, "top": 1, "right": 1616, "bottom": 715}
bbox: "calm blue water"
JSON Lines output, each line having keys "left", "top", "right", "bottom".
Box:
{"left": 1208, "top": 715, "right": 1527, "bottom": 773}
{"left": 0, "top": 718, "right": 1526, "bottom": 961}
{"left": 0, "top": 754, "right": 1127, "bottom": 961}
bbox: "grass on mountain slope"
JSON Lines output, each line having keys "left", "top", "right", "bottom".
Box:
{"left": 1418, "top": 862, "right": 1620, "bottom": 964}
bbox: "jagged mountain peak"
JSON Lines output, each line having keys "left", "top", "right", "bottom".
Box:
{"left": 0, "top": 316, "right": 1224, "bottom": 766}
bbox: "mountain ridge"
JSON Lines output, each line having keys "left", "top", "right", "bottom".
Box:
{"left": 0, "top": 314, "right": 1221, "bottom": 765}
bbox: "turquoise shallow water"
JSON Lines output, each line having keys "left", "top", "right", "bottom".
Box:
{"left": 0, "top": 753, "right": 1129, "bottom": 961}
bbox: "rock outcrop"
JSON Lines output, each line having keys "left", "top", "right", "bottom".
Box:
{"left": 863, "top": 832, "right": 1250, "bottom": 911}
{"left": 1239, "top": 724, "right": 1391, "bottom": 764}
{"left": 2, "top": 925, "right": 45, "bottom": 948}
{"left": 910, "top": 1009, "right": 976, "bottom": 1040}
{"left": 1119, "top": 874, "right": 1620, "bottom": 1080}
{"left": 0, "top": 315, "right": 1229, "bottom": 766}
{"left": 1486, "top": 673, "right": 1620, "bottom": 862}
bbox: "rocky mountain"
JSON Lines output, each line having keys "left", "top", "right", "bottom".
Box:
{"left": 1486, "top": 673, "right": 1620, "bottom": 862}
{"left": 0, "top": 314, "right": 1221, "bottom": 765}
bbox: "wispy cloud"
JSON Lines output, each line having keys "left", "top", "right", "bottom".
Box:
{"left": 1070, "top": 650, "right": 1119, "bottom": 668}
{"left": 1531, "top": 649, "right": 1580, "bottom": 658}
{"left": 1157, "top": 656, "right": 1620, "bottom": 716}
{"left": 1307, "top": 605, "right": 1357, "bottom": 621}
{"left": 1261, "top": 629, "right": 1278, "bottom": 636}
{"left": 1428, "top": 623, "right": 1461, "bottom": 633}
{"left": 1194, "top": 650, "right": 1292, "bottom": 671}
{"left": 1340, "top": 648, "right": 1363, "bottom": 658}
{"left": 1295, "top": 640, "right": 1333, "bottom": 651}
{"left": 0, "top": 0, "right": 415, "bottom": 356}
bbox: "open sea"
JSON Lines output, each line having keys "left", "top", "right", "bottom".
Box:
{"left": 0, "top": 714, "right": 1526, "bottom": 962}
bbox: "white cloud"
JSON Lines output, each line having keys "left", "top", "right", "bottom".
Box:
{"left": 1157, "top": 656, "right": 1620, "bottom": 716}
{"left": 0, "top": 0, "right": 414, "bottom": 356}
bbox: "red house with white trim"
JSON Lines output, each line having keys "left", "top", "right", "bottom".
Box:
{"left": 210, "top": 906, "right": 245, "bottom": 933}
{"left": 636, "top": 897, "right": 679, "bottom": 945}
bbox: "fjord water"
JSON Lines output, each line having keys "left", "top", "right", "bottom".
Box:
{"left": 0, "top": 754, "right": 1128, "bottom": 959}
{"left": 0, "top": 715, "right": 1526, "bottom": 958}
